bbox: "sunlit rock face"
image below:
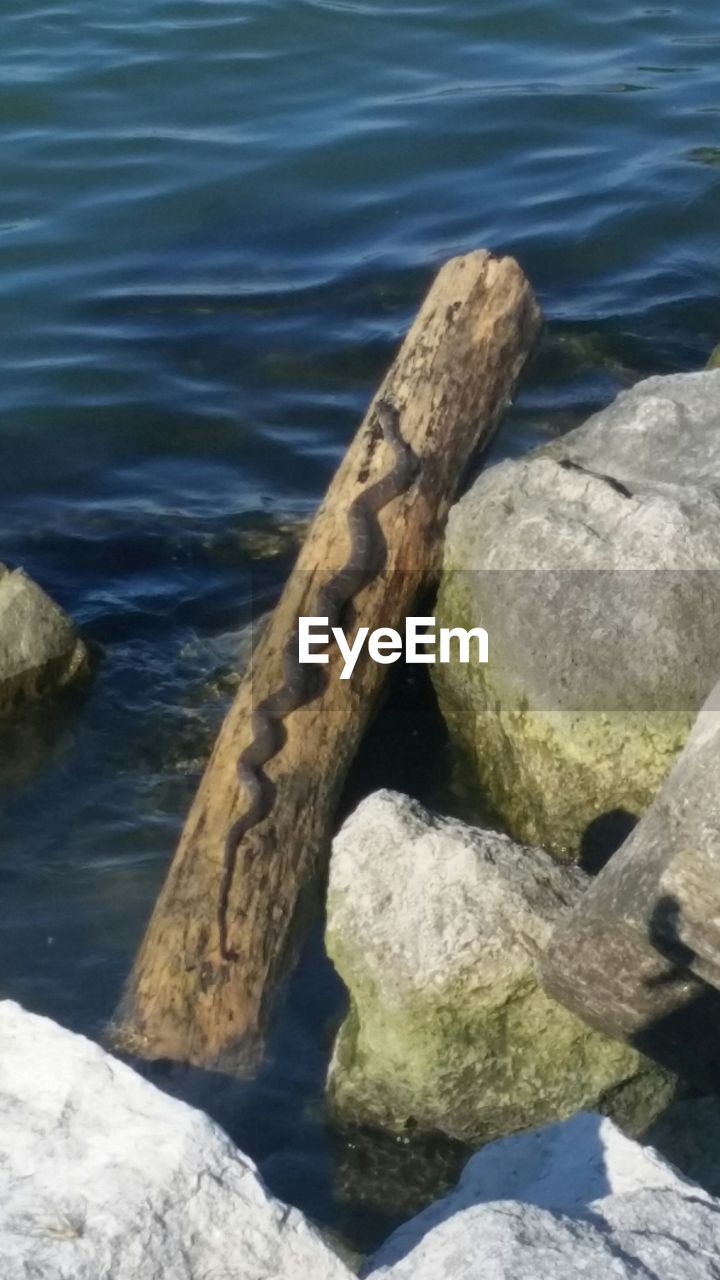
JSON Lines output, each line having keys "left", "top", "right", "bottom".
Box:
{"left": 0, "top": 1002, "right": 352, "bottom": 1280}
{"left": 325, "top": 789, "right": 672, "bottom": 1146}
{"left": 363, "top": 1111, "right": 720, "bottom": 1280}
{"left": 433, "top": 369, "right": 720, "bottom": 858}
{"left": 1, "top": 1000, "right": 716, "bottom": 1280}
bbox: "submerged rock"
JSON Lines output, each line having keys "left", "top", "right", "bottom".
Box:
{"left": 332, "top": 1123, "right": 471, "bottom": 1224}
{"left": 325, "top": 790, "right": 672, "bottom": 1146}
{"left": 363, "top": 1111, "right": 720, "bottom": 1280}
{"left": 0, "top": 1001, "right": 351, "bottom": 1280}
{"left": 433, "top": 369, "right": 720, "bottom": 856}
{"left": 0, "top": 564, "right": 90, "bottom": 716}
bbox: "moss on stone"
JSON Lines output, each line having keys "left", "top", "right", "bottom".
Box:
{"left": 431, "top": 566, "right": 691, "bottom": 858}
{"left": 326, "top": 929, "right": 674, "bottom": 1146}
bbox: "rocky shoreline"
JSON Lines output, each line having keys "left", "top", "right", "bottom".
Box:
{"left": 2, "top": 1000, "right": 720, "bottom": 1278}
{"left": 324, "top": 367, "right": 720, "bottom": 1161}
{"left": 5, "top": 366, "right": 720, "bottom": 1275}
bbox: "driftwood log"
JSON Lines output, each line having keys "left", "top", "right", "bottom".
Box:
{"left": 110, "top": 249, "right": 542, "bottom": 1071}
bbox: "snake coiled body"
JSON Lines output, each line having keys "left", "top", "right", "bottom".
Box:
{"left": 218, "top": 399, "right": 417, "bottom": 961}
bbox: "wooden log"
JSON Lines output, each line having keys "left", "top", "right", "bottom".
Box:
{"left": 110, "top": 250, "right": 542, "bottom": 1071}
{"left": 539, "top": 679, "right": 720, "bottom": 1090}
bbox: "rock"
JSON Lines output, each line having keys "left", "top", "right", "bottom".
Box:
{"left": 646, "top": 1096, "right": 720, "bottom": 1200}
{"left": 0, "top": 1001, "right": 352, "bottom": 1280}
{"left": 432, "top": 370, "right": 720, "bottom": 856}
{"left": 539, "top": 676, "right": 720, "bottom": 1090}
{"left": 0, "top": 564, "right": 90, "bottom": 716}
{"left": 331, "top": 1123, "right": 471, "bottom": 1223}
{"left": 325, "top": 790, "right": 672, "bottom": 1146}
{"left": 363, "top": 1111, "right": 720, "bottom": 1280}
{"left": 204, "top": 516, "right": 309, "bottom": 564}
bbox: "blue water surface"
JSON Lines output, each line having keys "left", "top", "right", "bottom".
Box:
{"left": 1, "top": 0, "right": 720, "bottom": 1246}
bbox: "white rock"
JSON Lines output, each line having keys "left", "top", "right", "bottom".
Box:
{"left": 328, "top": 790, "right": 587, "bottom": 997}
{"left": 3, "top": 1002, "right": 715, "bottom": 1280}
{"left": 364, "top": 1112, "right": 720, "bottom": 1280}
{"left": 0, "top": 1001, "right": 351, "bottom": 1280}
{"left": 326, "top": 790, "right": 670, "bottom": 1144}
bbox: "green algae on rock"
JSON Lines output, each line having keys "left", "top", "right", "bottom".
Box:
{"left": 432, "top": 371, "right": 720, "bottom": 858}
{"left": 326, "top": 791, "right": 674, "bottom": 1146}
{"left": 432, "top": 570, "right": 692, "bottom": 857}
{"left": 0, "top": 564, "right": 91, "bottom": 718}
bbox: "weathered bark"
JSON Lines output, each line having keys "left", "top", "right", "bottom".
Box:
{"left": 539, "top": 678, "right": 720, "bottom": 1091}
{"left": 110, "top": 250, "right": 542, "bottom": 1071}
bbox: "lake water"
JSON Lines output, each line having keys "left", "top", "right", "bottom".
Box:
{"left": 2, "top": 0, "right": 720, "bottom": 1249}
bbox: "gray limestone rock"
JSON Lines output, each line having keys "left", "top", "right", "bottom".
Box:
{"left": 326, "top": 790, "right": 672, "bottom": 1145}
{"left": 433, "top": 370, "right": 720, "bottom": 855}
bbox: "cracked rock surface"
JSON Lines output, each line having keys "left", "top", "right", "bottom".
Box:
{"left": 432, "top": 370, "right": 720, "bottom": 856}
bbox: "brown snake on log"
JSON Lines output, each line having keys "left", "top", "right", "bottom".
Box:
{"left": 217, "top": 399, "right": 419, "bottom": 961}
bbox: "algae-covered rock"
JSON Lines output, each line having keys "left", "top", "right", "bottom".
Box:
{"left": 0, "top": 564, "right": 90, "bottom": 716}
{"left": 325, "top": 791, "right": 673, "bottom": 1146}
{"left": 433, "top": 370, "right": 720, "bottom": 856}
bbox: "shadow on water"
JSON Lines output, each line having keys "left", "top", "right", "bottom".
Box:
{"left": 339, "top": 662, "right": 452, "bottom": 825}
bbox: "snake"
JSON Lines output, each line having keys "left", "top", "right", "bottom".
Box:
{"left": 217, "top": 398, "right": 418, "bottom": 961}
